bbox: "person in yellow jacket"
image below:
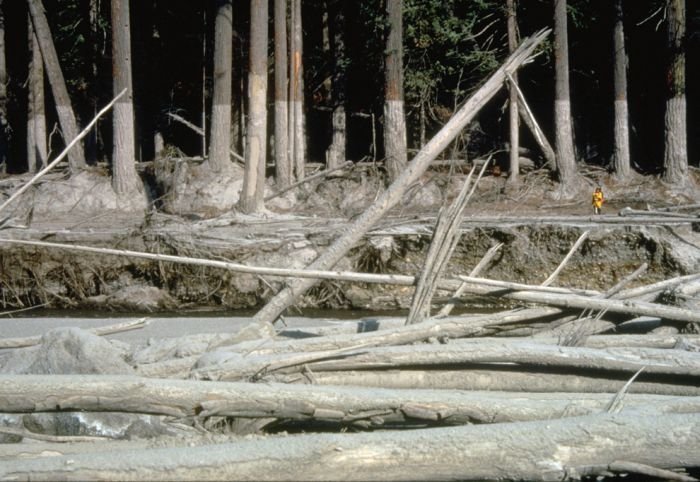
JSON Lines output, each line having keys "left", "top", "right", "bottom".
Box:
{"left": 592, "top": 186, "right": 604, "bottom": 215}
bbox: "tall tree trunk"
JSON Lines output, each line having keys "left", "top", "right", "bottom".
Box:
{"left": 240, "top": 0, "right": 269, "bottom": 213}
{"left": 27, "top": 22, "right": 47, "bottom": 173}
{"left": 289, "top": 0, "right": 305, "bottom": 180}
{"left": 0, "top": 0, "right": 8, "bottom": 171}
{"left": 553, "top": 0, "right": 576, "bottom": 188}
{"left": 612, "top": 0, "right": 631, "bottom": 179}
{"left": 507, "top": 0, "right": 519, "bottom": 183}
{"left": 383, "top": 0, "right": 407, "bottom": 183}
{"left": 274, "top": 0, "right": 291, "bottom": 187}
{"left": 662, "top": 0, "right": 687, "bottom": 185}
{"left": 110, "top": 0, "right": 143, "bottom": 200}
{"left": 207, "top": 0, "right": 233, "bottom": 173}
{"left": 326, "top": 0, "right": 347, "bottom": 171}
{"left": 27, "top": 0, "right": 87, "bottom": 172}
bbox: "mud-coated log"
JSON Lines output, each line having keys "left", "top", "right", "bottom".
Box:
{"left": 270, "top": 369, "right": 700, "bottom": 396}
{"left": 5, "top": 375, "right": 698, "bottom": 426}
{"left": 455, "top": 278, "right": 700, "bottom": 324}
{"left": 2, "top": 412, "right": 699, "bottom": 481}
{"left": 194, "top": 338, "right": 700, "bottom": 381}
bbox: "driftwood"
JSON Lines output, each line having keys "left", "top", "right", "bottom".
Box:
{"left": 2, "top": 412, "right": 698, "bottom": 481}
{"left": 270, "top": 369, "right": 700, "bottom": 396}
{"left": 3, "top": 375, "right": 700, "bottom": 432}
{"left": 193, "top": 338, "right": 700, "bottom": 382}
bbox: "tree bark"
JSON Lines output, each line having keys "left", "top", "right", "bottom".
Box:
{"left": 612, "top": 0, "right": 631, "bottom": 179}
{"left": 506, "top": 0, "right": 520, "bottom": 183}
{"left": 662, "top": 0, "right": 688, "bottom": 185}
{"left": 110, "top": 0, "right": 143, "bottom": 203}
{"left": 274, "top": 0, "right": 291, "bottom": 187}
{"left": 0, "top": 0, "right": 7, "bottom": 170}
{"left": 27, "top": 0, "right": 86, "bottom": 172}
{"left": 207, "top": 0, "right": 234, "bottom": 173}
{"left": 553, "top": 0, "right": 577, "bottom": 188}
{"left": 30, "top": 24, "right": 47, "bottom": 170}
{"left": 252, "top": 30, "right": 551, "bottom": 326}
{"left": 289, "top": 0, "right": 305, "bottom": 180}
{"left": 2, "top": 412, "right": 699, "bottom": 481}
{"left": 27, "top": 19, "right": 37, "bottom": 173}
{"left": 326, "top": 0, "right": 347, "bottom": 170}
{"left": 240, "top": 0, "right": 269, "bottom": 214}
{"left": 383, "top": 0, "right": 408, "bottom": 183}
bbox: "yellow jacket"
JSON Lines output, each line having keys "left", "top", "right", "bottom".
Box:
{"left": 592, "top": 191, "right": 604, "bottom": 208}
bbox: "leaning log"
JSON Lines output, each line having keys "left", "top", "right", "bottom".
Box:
{"left": 252, "top": 29, "right": 551, "bottom": 326}
{"left": 2, "top": 412, "right": 699, "bottom": 481}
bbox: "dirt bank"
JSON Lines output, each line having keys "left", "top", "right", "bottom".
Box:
{"left": 1, "top": 165, "right": 700, "bottom": 314}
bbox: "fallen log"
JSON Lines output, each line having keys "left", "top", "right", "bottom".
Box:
{"left": 252, "top": 29, "right": 551, "bottom": 326}
{"left": 193, "top": 339, "right": 700, "bottom": 382}
{"left": 5, "top": 375, "right": 698, "bottom": 427}
{"left": 454, "top": 279, "right": 700, "bottom": 324}
{"left": 270, "top": 369, "right": 700, "bottom": 396}
{"left": 2, "top": 412, "right": 699, "bottom": 481}
{"left": 540, "top": 230, "right": 589, "bottom": 286}
{"left": 168, "top": 112, "right": 244, "bottom": 163}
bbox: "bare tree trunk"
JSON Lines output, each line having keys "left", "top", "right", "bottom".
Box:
{"left": 207, "top": 0, "right": 233, "bottom": 173}
{"left": 612, "top": 0, "right": 631, "bottom": 179}
{"left": 290, "top": 0, "right": 305, "bottom": 180}
{"left": 27, "top": 19, "right": 37, "bottom": 173}
{"left": 252, "top": 31, "right": 550, "bottom": 325}
{"left": 110, "top": 0, "right": 143, "bottom": 202}
{"left": 27, "top": 0, "right": 87, "bottom": 172}
{"left": 383, "top": 0, "right": 408, "bottom": 183}
{"left": 553, "top": 0, "right": 577, "bottom": 188}
{"left": 506, "top": 0, "right": 520, "bottom": 183}
{"left": 274, "top": 0, "right": 291, "bottom": 187}
{"left": 326, "top": 0, "right": 347, "bottom": 170}
{"left": 32, "top": 28, "right": 47, "bottom": 167}
{"left": 0, "top": 0, "right": 8, "bottom": 171}
{"left": 662, "top": 0, "right": 688, "bottom": 185}
{"left": 240, "top": 0, "right": 269, "bottom": 214}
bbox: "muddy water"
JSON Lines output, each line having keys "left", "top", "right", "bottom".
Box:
{"left": 0, "top": 308, "right": 408, "bottom": 346}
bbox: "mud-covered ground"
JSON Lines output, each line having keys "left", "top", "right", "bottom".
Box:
{"left": 1, "top": 162, "right": 700, "bottom": 315}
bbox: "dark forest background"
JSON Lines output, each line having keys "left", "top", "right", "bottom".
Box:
{"left": 1, "top": 0, "right": 698, "bottom": 175}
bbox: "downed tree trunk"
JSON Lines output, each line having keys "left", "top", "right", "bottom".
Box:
{"left": 2, "top": 412, "right": 699, "bottom": 481}
{"left": 454, "top": 278, "right": 700, "bottom": 324}
{"left": 193, "top": 338, "right": 700, "bottom": 381}
{"left": 4, "top": 375, "right": 697, "bottom": 426}
{"left": 270, "top": 369, "right": 700, "bottom": 396}
{"left": 252, "top": 29, "right": 551, "bottom": 326}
